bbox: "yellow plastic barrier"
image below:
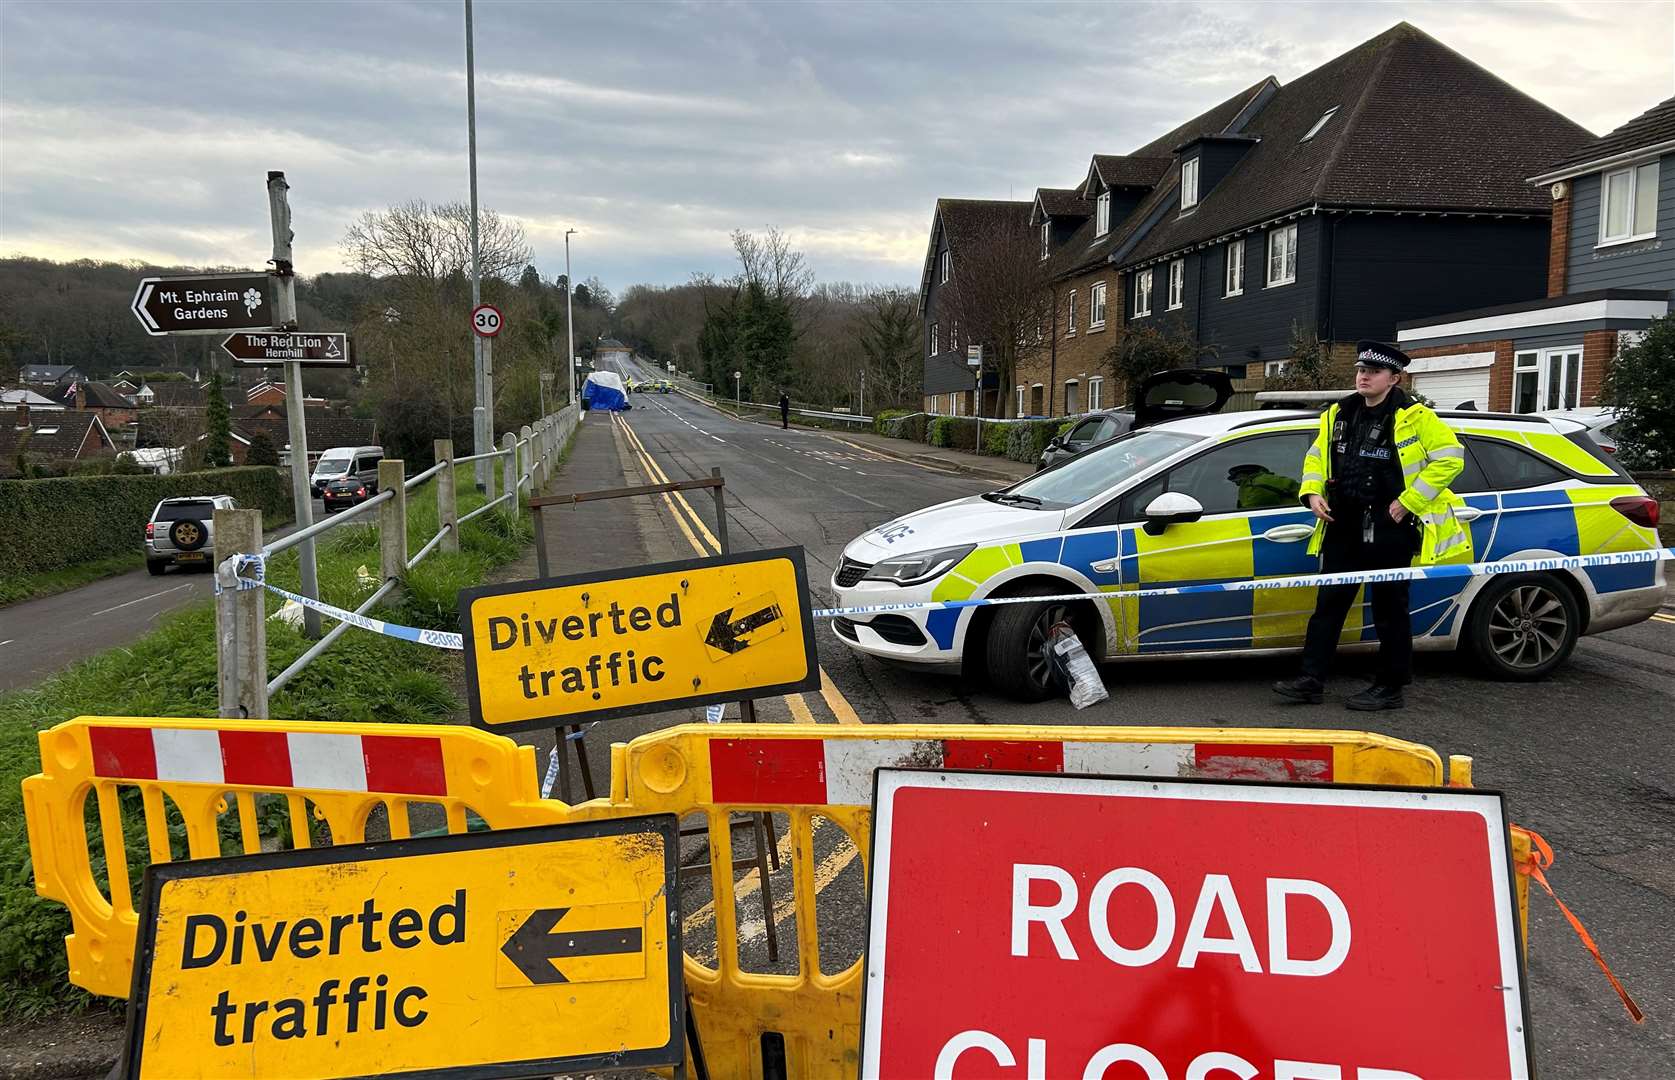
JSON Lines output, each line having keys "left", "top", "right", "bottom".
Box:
{"left": 29, "top": 717, "right": 1523, "bottom": 1080}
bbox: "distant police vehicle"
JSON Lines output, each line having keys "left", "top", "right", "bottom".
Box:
{"left": 832, "top": 401, "right": 1663, "bottom": 700}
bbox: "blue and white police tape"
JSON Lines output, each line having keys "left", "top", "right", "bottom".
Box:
{"left": 808, "top": 547, "right": 1675, "bottom": 620}
{"left": 214, "top": 553, "right": 464, "bottom": 651}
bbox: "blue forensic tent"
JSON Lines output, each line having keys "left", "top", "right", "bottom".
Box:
{"left": 581, "top": 371, "right": 630, "bottom": 411}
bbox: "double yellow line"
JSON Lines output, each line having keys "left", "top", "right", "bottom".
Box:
{"left": 611, "top": 413, "right": 860, "bottom": 725}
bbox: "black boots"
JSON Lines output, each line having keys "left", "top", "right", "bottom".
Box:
{"left": 1345, "top": 684, "right": 1405, "bottom": 711}
{"left": 1272, "top": 675, "right": 1325, "bottom": 704}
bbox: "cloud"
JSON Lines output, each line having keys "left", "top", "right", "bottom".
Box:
{"left": 2, "top": 0, "right": 1670, "bottom": 292}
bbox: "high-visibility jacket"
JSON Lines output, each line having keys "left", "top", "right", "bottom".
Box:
{"left": 1298, "top": 391, "right": 1472, "bottom": 565}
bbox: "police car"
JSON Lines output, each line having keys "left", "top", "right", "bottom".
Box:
{"left": 831, "top": 398, "right": 1663, "bottom": 700}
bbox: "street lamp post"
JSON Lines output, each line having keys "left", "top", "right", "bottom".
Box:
{"left": 464, "top": 0, "right": 490, "bottom": 490}
{"left": 564, "top": 229, "right": 577, "bottom": 405}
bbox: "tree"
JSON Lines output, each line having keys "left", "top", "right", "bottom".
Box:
{"left": 1264, "top": 320, "right": 1347, "bottom": 391}
{"left": 1603, "top": 315, "right": 1675, "bottom": 468}
{"left": 856, "top": 287, "right": 921, "bottom": 410}
{"left": 339, "top": 201, "right": 531, "bottom": 283}
{"left": 202, "top": 370, "right": 232, "bottom": 468}
{"left": 934, "top": 220, "right": 1053, "bottom": 416}
{"left": 245, "top": 428, "right": 280, "bottom": 466}
{"left": 1099, "top": 318, "right": 1206, "bottom": 403}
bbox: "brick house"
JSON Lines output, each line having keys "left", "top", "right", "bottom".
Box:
{"left": 0, "top": 404, "right": 114, "bottom": 477}
{"left": 1396, "top": 95, "right": 1674, "bottom": 411}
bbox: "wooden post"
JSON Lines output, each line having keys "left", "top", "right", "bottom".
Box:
{"left": 213, "top": 507, "right": 267, "bottom": 719}
{"left": 434, "top": 439, "right": 459, "bottom": 553}
{"left": 379, "top": 459, "right": 407, "bottom": 581}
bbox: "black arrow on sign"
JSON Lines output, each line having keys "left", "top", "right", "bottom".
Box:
{"left": 500, "top": 908, "right": 643, "bottom": 985}
{"left": 705, "top": 602, "right": 784, "bottom": 655}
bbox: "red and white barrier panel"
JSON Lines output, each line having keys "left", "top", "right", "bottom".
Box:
{"left": 707, "top": 737, "right": 1333, "bottom": 805}
{"left": 87, "top": 726, "right": 448, "bottom": 797}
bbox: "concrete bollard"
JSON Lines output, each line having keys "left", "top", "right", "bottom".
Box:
{"left": 379, "top": 459, "right": 407, "bottom": 581}
{"left": 501, "top": 431, "right": 518, "bottom": 520}
{"left": 213, "top": 507, "right": 267, "bottom": 719}
{"left": 434, "top": 439, "right": 459, "bottom": 553}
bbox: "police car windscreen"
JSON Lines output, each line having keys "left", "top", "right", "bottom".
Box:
{"left": 1008, "top": 430, "right": 1200, "bottom": 508}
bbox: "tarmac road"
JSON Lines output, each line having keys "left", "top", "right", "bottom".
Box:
{"left": 597, "top": 356, "right": 1675, "bottom": 1075}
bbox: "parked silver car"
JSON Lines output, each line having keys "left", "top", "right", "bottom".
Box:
{"left": 145, "top": 495, "right": 236, "bottom": 575}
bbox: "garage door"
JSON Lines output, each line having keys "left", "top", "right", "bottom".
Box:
{"left": 1412, "top": 368, "right": 1490, "bottom": 409}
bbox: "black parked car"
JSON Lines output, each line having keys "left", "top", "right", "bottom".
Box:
{"left": 1036, "top": 369, "right": 1233, "bottom": 470}
{"left": 322, "top": 477, "right": 373, "bottom": 513}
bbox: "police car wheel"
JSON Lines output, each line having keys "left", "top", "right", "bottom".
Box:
{"left": 987, "top": 590, "right": 1073, "bottom": 702}
{"left": 1468, "top": 574, "right": 1579, "bottom": 681}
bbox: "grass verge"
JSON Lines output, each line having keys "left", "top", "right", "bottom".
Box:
{"left": 0, "top": 440, "right": 567, "bottom": 1017}
{"left": 0, "top": 554, "right": 146, "bottom": 607}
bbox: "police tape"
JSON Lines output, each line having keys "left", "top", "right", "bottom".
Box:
{"left": 214, "top": 547, "right": 1674, "bottom": 652}
{"left": 808, "top": 547, "right": 1675, "bottom": 620}
{"left": 214, "top": 554, "right": 464, "bottom": 650}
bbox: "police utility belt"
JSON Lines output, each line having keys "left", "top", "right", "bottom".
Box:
{"left": 1329, "top": 415, "right": 1410, "bottom": 545}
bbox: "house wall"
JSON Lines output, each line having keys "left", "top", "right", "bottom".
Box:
{"left": 1008, "top": 265, "right": 1119, "bottom": 417}
{"left": 1565, "top": 155, "right": 1675, "bottom": 293}
{"left": 1405, "top": 326, "right": 1620, "bottom": 414}
{"left": 1326, "top": 215, "right": 1550, "bottom": 343}
{"left": 921, "top": 230, "right": 974, "bottom": 400}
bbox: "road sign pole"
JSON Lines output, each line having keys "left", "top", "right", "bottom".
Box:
{"left": 465, "top": 0, "right": 489, "bottom": 492}
{"left": 268, "top": 171, "right": 321, "bottom": 639}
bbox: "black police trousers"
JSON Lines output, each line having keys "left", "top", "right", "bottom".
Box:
{"left": 1300, "top": 511, "right": 1420, "bottom": 687}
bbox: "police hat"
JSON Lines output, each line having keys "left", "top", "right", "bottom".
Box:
{"left": 1355, "top": 340, "right": 1409, "bottom": 373}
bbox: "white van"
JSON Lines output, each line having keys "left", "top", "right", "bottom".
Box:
{"left": 310, "top": 445, "right": 384, "bottom": 497}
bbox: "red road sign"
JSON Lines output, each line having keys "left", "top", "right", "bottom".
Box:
{"left": 472, "top": 303, "right": 503, "bottom": 337}
{"left": 861, "top": 771, "right": 1530, "bottom": 1079}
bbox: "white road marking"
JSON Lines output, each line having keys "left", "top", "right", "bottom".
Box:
{"left": 0, "top": 640, "right": 14, "bottom": 647}
{"left": 91, "top": 583, "right": 193, "bottom": 617}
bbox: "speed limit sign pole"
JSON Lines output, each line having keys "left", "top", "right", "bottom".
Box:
{"left": 471, "top": 303, "right": 504, "bottom": 495}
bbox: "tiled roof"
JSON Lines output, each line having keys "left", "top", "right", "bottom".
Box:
{"left": 233, "top": 416, "right": 378, "bottom": 452}
{"left": 20, "top": 364, "right": 78, "bottom": 381}
{"left": 919, "top": 198, "right": 1034, "bottom": 310}
{"left": 51, "top": 380, "right": 133, "bottom": 409}
{"left": 0, "top": 412, "right": 107, "bottom": 475}
{"left": 1539, "top": 95, "right": 1675, "bottom": 177}
{"left": 1121, "top": 22, "right": 1593, "bottom": 267}
{"left": 145, "top": 382, "right": 207, "bottom": 407}
{"left": 1035, "top": 188, "right": 1091, "bottom": 220}
{"left": 1086, "top": 155, "right": 1173, "bottom": 192}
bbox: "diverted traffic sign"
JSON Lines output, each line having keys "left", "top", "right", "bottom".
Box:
{"left": 222, "top": 331, "right": 352, "bottom": 366}
{"left": 459, "top": 547, "right": 819, "bottom": 731}
{"left": 861, "top": 771, "right": 1531, "bottom": 1079}
{"left": 132, "top": 273, "right": 274, "bottom": 337}
{"left": 122, "top": 816, "right": 681, "bottom": 1080}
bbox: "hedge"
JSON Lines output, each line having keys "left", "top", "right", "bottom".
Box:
{"left": 0, "top": 467, "right": 293, "bottom": 580}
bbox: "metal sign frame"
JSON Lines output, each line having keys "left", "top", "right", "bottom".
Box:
{"left": 858, "top": 770, "right": 1535, "bottom": 1080}
{"left": 121, "top": 815, "right": 684, "bottom": 1080}
{"left": 221, "top": 331, "right": 354, "bottom": 367}
{"left": 131, "top": 272, "right": 276, "bottom": 337}
{"left": 458, "top": 546, "right": 821, "bottom": 732}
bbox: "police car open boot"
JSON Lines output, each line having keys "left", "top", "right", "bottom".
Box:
{"left": 1345, "top": 684, "right": 1404, "bottom": 711}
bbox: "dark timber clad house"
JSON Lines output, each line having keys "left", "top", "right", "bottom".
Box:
{"left": 919, "top": 198, "right": 1031, "bottom": 414}
{"left": 917, "top": 23, "right": 1599, "bottom": 416}
{"left": 1398, "top": 95, "right": 1675, "bottom": 411}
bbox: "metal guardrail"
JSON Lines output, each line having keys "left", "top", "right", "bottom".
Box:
{"left": 213, "top": 405, "right": 583, "bottom": 718}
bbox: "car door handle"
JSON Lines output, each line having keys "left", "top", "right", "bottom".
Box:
{"left": 1262, "top": 524, "right": 1316, "bottom": 542}
{"left": 1091, "top": 559, "right": 1118, "bottom": 573}
{"left": 1454, "top": 507, "right": 1484, "bottom": 522}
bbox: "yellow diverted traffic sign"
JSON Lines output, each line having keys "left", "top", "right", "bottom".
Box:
{"left": 459, "top": 546, "right": 819, "bottom": 731}
{"left": 121, "top": 817, "right": 681, "bottom": 1080}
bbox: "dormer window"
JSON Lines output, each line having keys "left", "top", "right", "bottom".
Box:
{"left": 1096, "top": 191, "right": 1111, "bottom": 237}
{"left": 1301, "top": 106, "right": 1339, "bottom": 142}
{"left": 1040, "top": 221, "right": 1051, "bottom": 260}
{"left": 1180, "top": 157, "right": 1200, "bottom": 211}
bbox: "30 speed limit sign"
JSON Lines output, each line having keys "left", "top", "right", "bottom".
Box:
{"left": 471, "top": 304, "right": 503, "bottom": 338}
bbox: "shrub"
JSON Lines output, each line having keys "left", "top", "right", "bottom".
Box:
{"left": 878, "top": 412, "right": 928, "bottom": 442}
{"left": 1603, "top": 314, "right": 1675, "bottom": 469}
{"left": 945, "top": 417, "right": 980, "bottom": 452}
{"left": 0, "top": 467, "right": 292, "bottom": 580}
{"left": 873, "top": 409, "right": 909, "bottom": 433}
{"left": 983, "top": 422, "right": 1009, "bottom": 457}
{"left": 1002, "top": 419, "right": 1064, "bottom": 464}
{"left": 928, "top": 416, "right": 955, "bottom": 447}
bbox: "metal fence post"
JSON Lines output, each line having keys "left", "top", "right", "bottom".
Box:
{"left": 213, "top": 507, "right": 267, "bottom": 719}
{"left": 434, "top": 439, "right": 460, "bottom": 553}
{"left": 379, "top": 460, "right": 407, "bottom": 581}
{"left": 519, "top": 425, "right": 533, "bottom": 493}
{"left": 500, "top": 432, "right": 517, "bottom": 519}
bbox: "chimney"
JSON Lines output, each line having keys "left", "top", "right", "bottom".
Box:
{"left": 15, "top": 403, "right": 29, "bottom": 430}
{"left": 76, "top": 386, "right": 87, "bottom": 410}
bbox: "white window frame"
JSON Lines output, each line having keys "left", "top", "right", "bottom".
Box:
{"left": 1064, "top": 379, "right": 1080, "bottom": 415}
{"left": 940, "top": 249, "right": 951, "bottom": 283}
{"left": 1088, "top": 376, "right": 1104, "bottom": 411}
{"left": 1040, "top": 221, "right": 1051, "bottom": 260}
{"left": 1066, "top": 289, "right": 1077, "bottom": 335}
{"left": 1513, "top": 346, "right": 1585, "bottom": 413}
{"left": 1180, "top": 157, "right": 1200, "bottom": 210}
{"left": 1016, "top": 385, "right": 1026, "bottom": 416}
{"left": 930, "top": 322, "right": 939, "bottom": 356}
{"left": 1301, "top": 105, "right": 1339, "bottom": 142}
{"left": 1167, "top": 259, "right": 1185, "bottom": 310}
{"left": 1090, "top": 281, "right": 1107, "bottom": 330}
{"left": 1598, "top": 160, "right": 1660, "bottom": 246}
{"left": 1264, "top": 360, "right": 1290, "bottom": 378}
{"left": 1266, "top": 223, "right": 1298, "bottom": 287}
{"left": 1134, "top": 269, "right": 1153, "bottom": 317}
{"left": 1095, "top": 191, "right": 1111, "bottom": 237}
{"left": 1223, "top": 240, "right": 1244, "bottom": 297}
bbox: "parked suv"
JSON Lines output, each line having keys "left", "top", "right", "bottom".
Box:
{"left": 310, "top": 446, "right": 384, "bottom": 497}
{"left": 145, "top": 496, "right": 237, "bottom": 575}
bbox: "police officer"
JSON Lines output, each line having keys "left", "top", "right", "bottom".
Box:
{"left": 779, "top": 390, "right": 791, "bottom": 430}
{"left": 1273, "top": 341, "right": 1470, "bottom": 711}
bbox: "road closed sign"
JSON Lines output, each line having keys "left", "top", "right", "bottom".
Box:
{"left": 459, "top": 547, "right": 819, "bottom": 730}
{"left": 861, "top": 771, "right": 1532, "bottom": 1080}
{"left": 121, "top": 816, "right": 681, "bottom": 1080}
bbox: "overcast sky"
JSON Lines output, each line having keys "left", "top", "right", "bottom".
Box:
{"left": 2, "top": 1, "right": 1671, "bottom": 293}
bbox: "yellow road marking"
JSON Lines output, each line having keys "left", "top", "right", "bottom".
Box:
{"left": 1652, "top": 612, "right": 1675, "bottom": 624}
{"left": 820, "top": 669, "right": 862, "bottom": 725}
{"left": 681, "top": 824, "right": 794, "bottom": 938}
{"left": 723, "top": 836, "right": 863, "bottom": 962}
{"left": 785, "top": 693, "right": 817, "bottom": 724}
